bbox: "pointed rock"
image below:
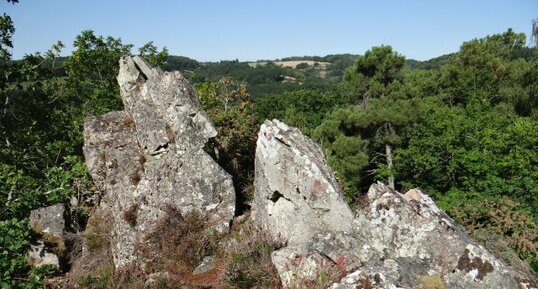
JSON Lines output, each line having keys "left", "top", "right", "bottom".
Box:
{"left": 83, "top": 56, "right": 235, "bottom": 269}
{"left": 252, "top": 119, "right": 353, "bottom": 245}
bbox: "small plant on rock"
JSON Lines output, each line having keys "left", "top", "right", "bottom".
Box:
{"left": 221, "top": 217, "right": 285, "bottom": 288}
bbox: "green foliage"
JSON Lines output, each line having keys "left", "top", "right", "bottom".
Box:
{"left": 163, "top": 55, "right": 199, "bottom": 71}
{"left": 439, "top": 29, "right": 534, "bottom": 114}
{"left": 449, "top": 196, "right": 538, "bottom": 273}
{"left": 197, "top": 77, "right": 258, "bottom": 212}
{"left": 405, "top": 53, "right": 453, "bottom": 70}
{"left": 138, "top": 41, "right": 168, "bottom": 67}
{"left": 313, "top": 107, "right": 369, "bottom": 200}
{"left": 255, "top": 87, "right": 357, "bottom": 135}
{"left": 395, "top": 101, "right": 538, "bottom": 217}
{"left": 0, "top": 218, "right": 30, "bottom": 288}
{"left": 344, "top": 45, "right": 405, "bottom": 98}
{"left": 0, "top": 8, "right": 15, "bottom": 61}
{"left": 64, "top": 30, "right": 132, "bottom": 117}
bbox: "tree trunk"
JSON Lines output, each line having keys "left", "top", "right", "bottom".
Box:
{"left": 386, "top": 143, "right": 395, "bottom": 189}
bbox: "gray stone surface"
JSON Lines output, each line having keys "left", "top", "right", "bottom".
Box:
{"left": 193, "top": 256, "right": 215, "bottom": 275}
{"left": 329, "top": 183, "right": 534, "bottom": 289}
{"left": 29, "top": 204, "right": 66, "bottom": 252}
{"left": 83, "top": 56, "right": 235, "bottom": 269}
{"left": 328, "top": 183, "right": 536, "bottom": 289}
{"left": 252, "top": 119, "right": 353, "bottom": 245}
{"left": 28, "top": 240, "right": 60, "bottom": 268}
{"left": 253, "top": 119, "right": 535, "bottom": 289}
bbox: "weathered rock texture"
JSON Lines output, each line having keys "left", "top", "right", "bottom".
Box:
{"left": 331, "top": 183, "right": 536, "bottom": 289}
{"left": 28, "top": 204, "right": 66, "bottom": 268}
{"left": 253, "top": 119, "right": 353, "bottom": 245}
{"left": 254, "top": 120, "right": 536, "bottom": 289}
{"left": 83, "top": 56, "right": 235, "bottom": 268}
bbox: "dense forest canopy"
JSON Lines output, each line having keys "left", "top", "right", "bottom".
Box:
{"left": 0, "top": 1, "right": 537, "bottom": 287}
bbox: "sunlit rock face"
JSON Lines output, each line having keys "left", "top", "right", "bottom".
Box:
{"left": 252, "top": 119, "right": 353, "bottom": 246}
{"left": 330, "top": 183, "right": 535, "bottom": 289}
{"left": 253, "top": 119, "right": 536, "bottom": 289}
{"left": 83, "top": 56, "right": 235, "bottom": 268}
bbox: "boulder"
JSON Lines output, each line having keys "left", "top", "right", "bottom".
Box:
{"left": 252, "top": 119, "right": 353, "bottom": 245}
{"left": 28, "top": 240, "right": 60, "bottom": 268}
{"left": 29, "top": 203, "right": 65, "bottom": 241}
{"left": 193, "top": 256, "right": 215, "bottom": 275}
{"left": 83, "top": 56, "right": 235, "bottom": 269}
{"left": 328, "top": 183, "right": 536, "bottom": 289}
{"left": 28, "top": 204, "right": 66, "bottom": 267}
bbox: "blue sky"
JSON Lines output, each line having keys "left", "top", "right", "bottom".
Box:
{"left": 3, "top": 0, "right": 537, "bottom": 61}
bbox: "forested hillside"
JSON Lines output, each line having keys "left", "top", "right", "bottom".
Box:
{"left": 0, "top": 1, "right": 537, "bottom": 287}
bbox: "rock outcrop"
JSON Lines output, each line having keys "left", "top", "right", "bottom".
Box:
{"left": 253, "top": 119, "right": 353, "bottom": 245}
{"left": 331, "top": 183, "right": 536, "bottom": 289}
{"left": 254, "top": 120, "right": 536, "bottom": 289}
{"left": 83, "top": 56, "right": 235, "bottom": 269}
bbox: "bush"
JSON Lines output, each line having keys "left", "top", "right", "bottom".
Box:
{"left": 449, "top": 196, "right": 538, "bottom": 275}
{"left": 222, "top": 218, "right": 284, "bottom": 288}
{"left": 140, "top": 206, "right": 219, "bottom": 273}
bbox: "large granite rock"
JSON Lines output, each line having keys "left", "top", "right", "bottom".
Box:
{"left": 83, "top": 56, "right": 235, "bottom": 269}
{"left": 330, "top": 183, "right": 536, "bottom": 289}
{"left": 253, "top": 120, "right": 536, "bottom": 289}
{"left": 252, "top": 119, "right": 353, "bottom": 245}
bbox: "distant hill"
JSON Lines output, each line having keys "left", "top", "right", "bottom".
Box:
{"left": 405, "top": 53, "right": 454, "bottom": 70}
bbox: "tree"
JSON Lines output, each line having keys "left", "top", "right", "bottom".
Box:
{"left": 439, "top": 29, "right": 529, "bottom": 110}
{"left": 339, "top": 46, "right": 407, "bottom": 189}
{"left": 344, "top": 45, "right": 405, "bottom": 108}
{"left": 138, "top": 41, "right": 168, "bottom": 67}
{"left": 395, "top": 100, "right": 538, "bottom": 216}
{"left": 531, "top": 18, "right": 538, "bottom": 47}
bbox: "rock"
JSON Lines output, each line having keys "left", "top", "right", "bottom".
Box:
{"left": 193, "top": 256, "right": 215, "bottom": 275}
{"left": 28, "top": 204, "right": 66, "bottom": 262}
{"left": 83, "top": 56, "right": 235, "bottom": 269}
{"left": 328, "top": 183, "right": 536, "bottom": 289}
{"left": 253, "top": 120, "right": 535, "bottom": 288}
{"left": 252, "top": 119, "right": 353, "bottom": 245}
{"left": 28, "top": 240, "right": 60, "bottom": 268}
{"left": 29, "top": 204, "right": 66, "bottom": 245}
{"left": 145, "top": 272, "right": 170, "bottom": 288}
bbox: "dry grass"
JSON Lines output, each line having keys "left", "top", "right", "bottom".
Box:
{"left": 140, "top": 205, "right": 218, "bottom": 273}
{"left": 66, "top": 209, "right": 115, "bottom": 286}
{"left": 221, "top": 215, "right": 285, "bottom": 289}
{"left": 121, "top": 203, "right": 138, "bottom": 227}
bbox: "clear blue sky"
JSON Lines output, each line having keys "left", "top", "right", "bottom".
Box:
{"left": 3, "top": 0, "right": 537, "bottom": 61}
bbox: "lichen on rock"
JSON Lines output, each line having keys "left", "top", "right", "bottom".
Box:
{"left": 252, "top": 119, "right": 536, "bottom": 289}
{"left": 82, "top": 56, "right": 235, "bottom": 269}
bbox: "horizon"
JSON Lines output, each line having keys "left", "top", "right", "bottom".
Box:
{"left": 2, "top": 0, "right": 537, "bottom": 62}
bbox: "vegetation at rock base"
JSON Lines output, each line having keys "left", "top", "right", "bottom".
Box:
{"left": 0, "top": 0, "right": 537, "bottom": 286}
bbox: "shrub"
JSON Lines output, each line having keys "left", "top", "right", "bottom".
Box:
{"left": 121, "top": 204, "right": 138, "bottom": 227}
{"left": 450, "top": 196, "right": 538, "bottom": 274}
{"left": 140, "top": 206, "right": 218, "bottom": 273}
{"left": 222, "top": 218, "right": 284, "bottom": 288}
